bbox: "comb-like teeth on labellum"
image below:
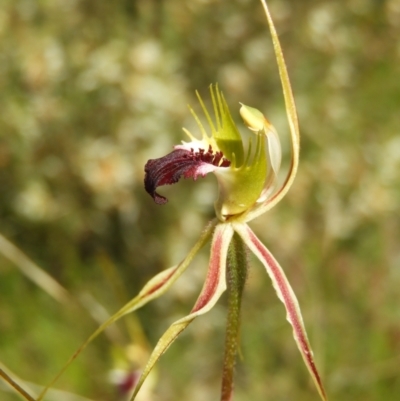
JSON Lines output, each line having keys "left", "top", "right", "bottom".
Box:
{"left": 144, "top": 146, "right": 230, "bottom": 205}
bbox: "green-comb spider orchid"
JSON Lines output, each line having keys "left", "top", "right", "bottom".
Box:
{"left": 139, "top": 5, "right": 328, "bottom": 401}
{"left": 33, "top": 2, "right": 328, "bottom": 401}
{"left": 140, "top": 83, "right": 327, "bottom": 401}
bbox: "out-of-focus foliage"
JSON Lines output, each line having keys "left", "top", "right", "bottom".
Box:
{"left": 1, "top": 0, "right": 400, "bottom": 400}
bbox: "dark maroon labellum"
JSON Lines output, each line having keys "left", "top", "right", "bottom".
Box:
{"left": 144, "top": 146, "right": 231, "bottom": 204}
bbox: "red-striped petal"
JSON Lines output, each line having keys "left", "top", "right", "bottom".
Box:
{"left": 234, "top": 223, "right": 328, "bottom": 401}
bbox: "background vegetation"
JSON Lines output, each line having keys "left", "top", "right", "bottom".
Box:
{"left": 1, "top": 0, "right": 400, "bottom": 400}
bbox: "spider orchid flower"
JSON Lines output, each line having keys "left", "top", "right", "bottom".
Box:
{"left": 132, "top": 9, "right": 327, "bottom": 401}
{"left": 139, "top": 84, "right": 327, "bottom": 401}
{"left": 33, "top": 3, "right": 326, "bottom": 401}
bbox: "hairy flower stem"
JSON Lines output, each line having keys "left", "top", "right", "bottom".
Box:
{"left": 221, "top": 233, "right": 248, "bottom": 401}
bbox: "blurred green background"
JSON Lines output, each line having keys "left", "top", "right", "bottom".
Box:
{"left": 1, "top": 0, "right": 400, "bottom": 400}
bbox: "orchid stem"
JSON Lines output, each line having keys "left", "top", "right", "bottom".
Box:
{"left": 221, "top": 233, "right": 248, "bottom": 401}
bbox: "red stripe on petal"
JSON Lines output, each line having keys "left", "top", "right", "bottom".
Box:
{"left": 191, "top": 229, "right": 225, "bottom": 313}
{"left": 130, "top": 224, "right": 233, "bottom": 400}
{"left": 140, "top": 268, "right": 177, "bottom": 298}
{"left": 235, "top": 223, "right": 327, "bottom": 401}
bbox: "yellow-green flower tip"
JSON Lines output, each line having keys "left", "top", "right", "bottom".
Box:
{"left": 240, "top": 103, "right": 266, "bottom": 132}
